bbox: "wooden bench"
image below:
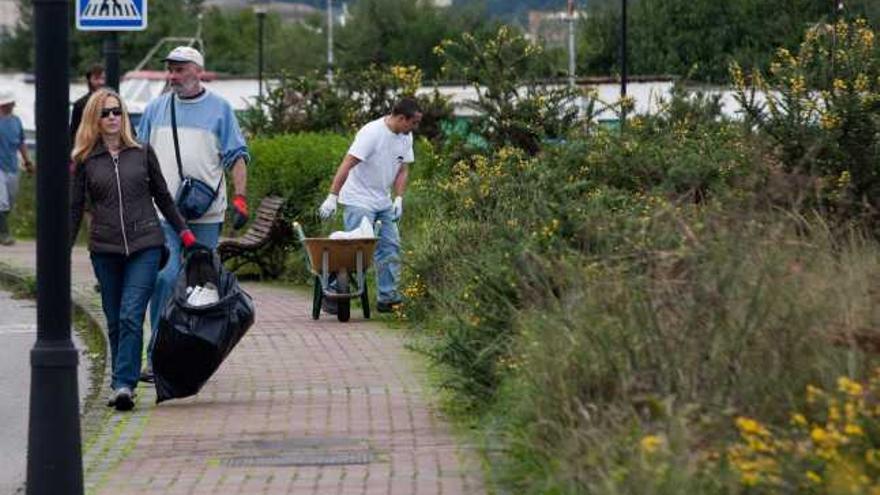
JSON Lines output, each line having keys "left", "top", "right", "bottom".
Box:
{"left": 217, "top": 196, "right": 291, "bottom": 278}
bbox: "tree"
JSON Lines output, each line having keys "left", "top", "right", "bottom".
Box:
{"left": 336, "top": 0, "right": 487, "bottom": 80}
{"left": 0, "top": 0, "right": 33, "bottom": 71}
{"left": 577, "top": 0, "right": 879, "bottom": 83}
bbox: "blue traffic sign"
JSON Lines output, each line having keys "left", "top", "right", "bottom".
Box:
{"left": 76, "top": 0, "right": 148, "bottom": 31}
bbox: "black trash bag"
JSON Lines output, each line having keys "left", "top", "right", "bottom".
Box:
{"left": 153, "top": 245, "right": 255, "bottom": 403}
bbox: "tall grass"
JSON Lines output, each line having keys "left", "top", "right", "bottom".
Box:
{"left": 494, "top": 212, "right": 879, "bottom": 493}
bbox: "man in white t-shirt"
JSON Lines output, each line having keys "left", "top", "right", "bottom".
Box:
{"left": 318, "top": 98, "right": 422, "bottom": 313}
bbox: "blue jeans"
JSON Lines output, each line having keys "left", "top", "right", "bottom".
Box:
{"left": 91, "top": 247, "right": 162, "bottom": 390}
{"left": 147, "top": 221, "right": 222, "bottom": 364}
{"left": 343, "top": 205, "right": 401, "bottom": 303}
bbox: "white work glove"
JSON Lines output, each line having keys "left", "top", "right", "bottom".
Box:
{"left": 318, "top": 193, "right": 338, "bottom": 219}
{"left": 392, "top": 196, "right": 404, "bottom": 221}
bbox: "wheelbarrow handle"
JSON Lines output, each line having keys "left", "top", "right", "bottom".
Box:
{"left": 292, "top": 221, "right": 306, "bottom": 243}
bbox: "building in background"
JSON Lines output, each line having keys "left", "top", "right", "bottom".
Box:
{"left": 528, "top": 9, "right": 582, "bottom": 48}
{"left": 0, "top": 0, "right": 19, "bottom": 35}
{"left": 431, "top": 0, "right": 452, "bottom": 6}
{"left": 204, "top": 0, "right": 320, "bottom": 23}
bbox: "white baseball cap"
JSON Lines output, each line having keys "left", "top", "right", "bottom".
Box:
{"left": 163, "top": 46, "right": 204, "bottom": 67}
{"left": 0, "top": 90, "right": 14, "bottom": 106}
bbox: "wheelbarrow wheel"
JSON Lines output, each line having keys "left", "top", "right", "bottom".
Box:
{"left": 336, "top": 269, "right": 351, "bottom": 322}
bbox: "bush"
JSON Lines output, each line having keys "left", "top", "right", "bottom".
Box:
{"left": 395, "top": 74, "right": 880, "bottom": 493}
{"left": 240, "top": 66, "right": 453, "bottom": 142}
{"left": 732, "top": 19, "right": 880, "bottom": 226}
{"left": 435, "top": 25, "right": 598, "bottom": 155}
{"left": 246, "top": 132, "right": 351, "bottom": 279}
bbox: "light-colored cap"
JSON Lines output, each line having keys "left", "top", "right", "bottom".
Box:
{"left": 163, "top": 46, "right": 204, "bottom": 67}
{"left": 0, "top": 90, "right": 14, "bottom": 106}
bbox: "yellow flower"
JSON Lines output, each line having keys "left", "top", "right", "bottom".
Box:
{"left": 859, "top": 28, "right": 875, "bottom": 49}
{"left": 844, "top": 423, "right": 864, "bottom": 437}
{"left": 820, "top": 112, "right": 841, "bottom": 130}
{"left": 789, "top": 75, "right": 806, "bottom": 95}
{"left": 811, "top": 427, "right": 829, "bottom": 444}
{"left": 736, "top": 417, "right": 770, "bottom": 437}
{"left": 806, "top": 470, "right": 823, "bottom": 485}
{"left": 833, "top": 78, "right": 848, "bottom": 92}
{"left": 741, "top": 472, "right": 760, "bottom": 486}
{"left": 837, "top": 377, "right": 863, "bottom": 397}
{"left": 854, "top": 74, "right": 870, "bottom": 92}
{"left": 640, "top": 435, "right": 664, "bottom": 454}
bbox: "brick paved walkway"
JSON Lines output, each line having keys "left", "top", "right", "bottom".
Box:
{"left": 0, "top": 242, "right": 484, "bottom": 495}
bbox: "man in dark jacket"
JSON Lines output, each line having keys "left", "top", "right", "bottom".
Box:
{"left": 70, "top": 64, "right": 106, "bottom": 144}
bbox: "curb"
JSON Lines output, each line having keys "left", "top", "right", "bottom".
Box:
{"left": 0, "top": 261, "right": 113, "bottom": 492}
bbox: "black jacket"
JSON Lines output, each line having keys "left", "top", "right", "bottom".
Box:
{"left": 70, "top": 142, "right": 188, "bottom": 256}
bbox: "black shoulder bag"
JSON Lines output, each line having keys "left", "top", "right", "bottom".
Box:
{"left": 171, "top": 95, "right": 222, "bottom": 220}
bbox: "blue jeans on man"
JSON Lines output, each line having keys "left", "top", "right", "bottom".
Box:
{"left": 343, "top": 205, "right": 401, "bottom": 304}
{"left": 147, "top": 221, "right": 222, "bottom": 365}
{"left": 90, "top": 247, "right": 162, "bottom": 390}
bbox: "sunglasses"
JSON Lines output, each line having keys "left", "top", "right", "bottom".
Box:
{"left": 100, "top": 107, "right": 123, "bottom": 118}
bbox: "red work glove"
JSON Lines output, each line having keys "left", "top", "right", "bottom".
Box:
{"left": 231, "top": 194, "right": 249, "bottom": 230}
{"left": 180, "top": 229, "right": 197, "bottom": 249}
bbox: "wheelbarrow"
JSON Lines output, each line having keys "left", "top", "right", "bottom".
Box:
{"left": 293, "top": 222, "right": 378, "bottom": 322}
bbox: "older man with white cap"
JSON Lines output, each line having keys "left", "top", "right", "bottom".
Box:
{"left": 137, "top": 46, "right": 250, "bottom": 381}
{"left": 0, "top": 90, "right": 33, "bottom": 246}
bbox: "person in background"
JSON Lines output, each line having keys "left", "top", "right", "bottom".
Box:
{"left": 318, "top": 98, "right": 422, "bottom": 313}
{"left": 137, "top": 46, "right": 250, "bottom": 382}
{"left": 0, "top": 90, "right": 34, "bottom": 246}
{"left": 70, "top": 89, "right": 196, "bottom": 411}
{"left": 70, "top": 64, "right": 106, "bottom": 145}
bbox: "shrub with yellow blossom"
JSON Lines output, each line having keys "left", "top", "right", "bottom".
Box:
{"left": 727, "top": 371, "right": 880, "bottom": 493}
{"left": 732, "top": 18, "right": 880, "bottom": 225}
{"left": 435, "top": 26, "right": 597, "bottom": 155}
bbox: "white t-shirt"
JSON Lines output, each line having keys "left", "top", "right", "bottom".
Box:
{"left": 339, "top": 117, "right": 415, "bottom": 211}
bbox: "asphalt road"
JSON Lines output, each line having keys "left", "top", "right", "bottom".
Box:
{"left": 0, "top": 290, "right": 90, "bottom": 495}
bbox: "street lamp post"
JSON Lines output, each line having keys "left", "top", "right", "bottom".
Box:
{"left": 567, "top": 0, "right": 576, "bottom": 89}
{"left": 327, "top": 0, "right": 334, "bottom": 85}
{"left": 28, "top": 1, "right": 83, "bottom": 493}
{"left": 254, "top": 5, "right": 267, "bottom": 101}
{"left": 620, "top": 0, "right": 628, "bottom": 100}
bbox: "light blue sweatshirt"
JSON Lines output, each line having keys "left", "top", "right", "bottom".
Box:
{"left": 138, "top": 90, "right": 249, "bottom": 223}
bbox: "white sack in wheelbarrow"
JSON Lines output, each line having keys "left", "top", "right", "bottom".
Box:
{"left": 328, "top": 216, "right": 375, "bottom": 239}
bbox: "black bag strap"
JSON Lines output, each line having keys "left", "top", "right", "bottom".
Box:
{"left": 169, "top": 95, "right": 223, "bottom": 194}
{"left": 170, "top": 94, "right": 185, "bottom": 182}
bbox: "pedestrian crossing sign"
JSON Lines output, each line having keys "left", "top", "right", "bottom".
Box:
{"left": 76, "top": 0, "right": 148, "bottom": 31}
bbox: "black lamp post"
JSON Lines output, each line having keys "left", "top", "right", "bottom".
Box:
{"left": 255, "top": 4, "right": 267, "bottom": 101}
{"left": 104, "top": 32, "right": 120, "bottom": 91}
{"left": 28, "top": 0, "right": 83, "bottom": 493}
{"left": 620, "top": 0, "right": 628, "bottom": 100}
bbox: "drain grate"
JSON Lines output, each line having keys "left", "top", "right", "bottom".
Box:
{"left": 223, "top": 450, "right": 374, "bottom": 467}
{"left": 222, "top": 437, "right": 377, "bottom": 467}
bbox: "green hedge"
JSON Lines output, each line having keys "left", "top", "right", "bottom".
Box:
{"left": 247, "top": 132, "right": 351, "bottom": 230}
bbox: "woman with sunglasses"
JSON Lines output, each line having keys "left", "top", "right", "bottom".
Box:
{"left": 70, "top": 89, "right": 197, "bottom": 411}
